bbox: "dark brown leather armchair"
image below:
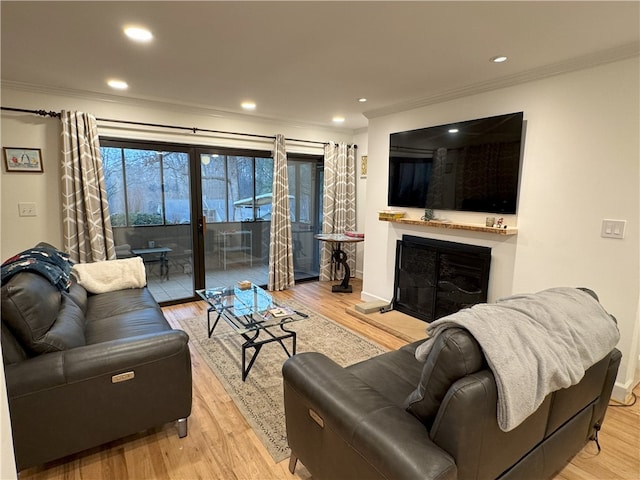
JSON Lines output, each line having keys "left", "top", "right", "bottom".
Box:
{"left": 2, "top": 266, "right": 192, "bottom": 471}
{"left": 283, "top": 307, "right": 621, "bottom": 479}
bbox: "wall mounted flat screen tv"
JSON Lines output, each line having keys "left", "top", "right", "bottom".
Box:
{"left": 388, "top": 112, "right": 524, "bottom": 214}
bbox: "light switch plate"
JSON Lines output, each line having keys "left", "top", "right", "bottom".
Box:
{"left": 18, "top": 202, "right": 37, "bottom": 217}
{"left": 601, "top": 219, "right": 626, "bottom": 239}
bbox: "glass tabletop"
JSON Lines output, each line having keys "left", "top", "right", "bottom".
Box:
{"left": 196, "top": 284, "right": 307, "bottom": 335}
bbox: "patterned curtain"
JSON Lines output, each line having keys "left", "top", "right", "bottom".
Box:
{"left": 320, "top": 142, "right": 356, "bottom": 281}
{"left": 268, "top": 134, "right": 295, "bottom": 291}
{"left": 61, "top": 111, "right": 115, "bottom": 263}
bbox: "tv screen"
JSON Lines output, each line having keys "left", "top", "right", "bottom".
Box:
{"left": 388, "top": 112, "right": 524, "bottom": 214}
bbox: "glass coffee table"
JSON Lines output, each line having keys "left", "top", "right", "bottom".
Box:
{"left": 196, "top": 284, "right": 308, "bottom": 381}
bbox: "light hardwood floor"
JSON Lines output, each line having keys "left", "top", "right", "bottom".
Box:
{"left": 19, "top": 279, "right": 640, "bottom": 479}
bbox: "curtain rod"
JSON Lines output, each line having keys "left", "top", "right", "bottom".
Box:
{"left": 1, "top": 106, "right": 357, "bottom": 148}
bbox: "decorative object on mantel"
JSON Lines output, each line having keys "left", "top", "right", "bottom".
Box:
{"left": 378, "top": 210, "right": 405, "bottom": 220}
{"left": 379, "top": 216, "right": 518, "bottom": 235}
{"left": 421, "top": 208, "right": 435, "bottom": 221}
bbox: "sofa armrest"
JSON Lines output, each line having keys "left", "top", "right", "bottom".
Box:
{"left": 6, "top": 330, "right": 190, "bottom": 398}
{"left": 592, "top": 348, "right": 622, "bottom": 428}
{"left": 6, "top": 329, "right": 192, "bottom": 470}
{"left": 283, "top": 352, "right": 457, "bottom": 480}
{"left": 431, "top": 370, "right": 554, "bottom": 480}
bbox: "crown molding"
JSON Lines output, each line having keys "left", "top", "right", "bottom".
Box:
{"left": 0, "top": 80, "right": 356, "bottom": 137}
{"left": 364, "top": 42, "right": 640, "bottom": 120}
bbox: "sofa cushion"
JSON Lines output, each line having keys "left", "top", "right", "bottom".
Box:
{"left": 1, "top": 322, "right": 28, "bottom": 365}
{"left": 85, "top": 308, "right": 171, "bottom": 344}
{"left": 1, "top": 272, "right": 86, "bottom": 355}
{"left": 347, "top": 340, "right": 425, "bottom": 406}
{"left": 404, "top": 328, "right": 483, "bottom": 427}
{"left": 85, "top": 288, "right": 161, "bottom": 321}
{"left": 44, "top": 296, "right": 86, "bottom": 351}
{"left": 84, "top": 288, "right": 170, "bottom": 344}
{"left": 64, "top": 281, "right": 88, "bottom": 314}
{"left": 2, "top": 273, "right": 60, "bottom": 349}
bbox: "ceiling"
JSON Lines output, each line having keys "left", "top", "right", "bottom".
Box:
{"left": 1, "top": 1, "right": 639, "bottom": 131}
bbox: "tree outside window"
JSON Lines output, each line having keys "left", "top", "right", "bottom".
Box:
{"left": 201, "top": 154, "right": 274, "bottom": 222}
{"left": 101, "top": 146, "right": 190, "bottom": 227}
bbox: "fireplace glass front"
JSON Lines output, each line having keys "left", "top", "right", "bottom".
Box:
{"left": 393, "top": 236, "right": 491, "bottom": 322}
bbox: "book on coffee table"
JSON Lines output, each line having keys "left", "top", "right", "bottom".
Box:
{"left": 269, "top": 307, "right": 294, "bottom": 318}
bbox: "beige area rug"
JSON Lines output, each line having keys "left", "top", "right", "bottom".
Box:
{"left": 175, "top": 300, "right": 388, "bottom": 463}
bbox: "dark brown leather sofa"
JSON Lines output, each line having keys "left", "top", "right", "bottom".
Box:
{"left": 1, "top": 260, "right": 192, "bottom": 470}
{"left": 283, "top": 294, "right": 621, "bottom": 480}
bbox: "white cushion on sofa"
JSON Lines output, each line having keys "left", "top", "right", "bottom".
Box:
{"left": 72, "top": 257, "right": 146, "bottom": 294}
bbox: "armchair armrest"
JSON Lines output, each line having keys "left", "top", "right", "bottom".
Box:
{"left": 283, "top": 352, "right": 457, "bottom": 480}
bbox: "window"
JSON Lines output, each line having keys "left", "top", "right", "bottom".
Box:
{"left": 287, "top": 161, "right": 310, "bottom": 223}
{"left": 101, "top": 145, "right": 191, "bottom": 227}
{"left": 200, "top": 153, "right": 274, "bottom": 222}
{"left": 99, "top": 138, "right": 324, "bottom": 297}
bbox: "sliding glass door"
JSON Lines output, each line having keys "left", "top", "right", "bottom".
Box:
{"left": 101, "top": 140, "right": 195, "bottom": 303}
{"left": 199, "top": 150, "right": 273, "bottom": 290}
{"left": 101, "top": 139, "right": 324, "bottom": 303}
{"left": 199, "top": 150, "right": 323, "bottom": 289}
{"left": 287, "top": 155, "right": 323, "bottom": 281}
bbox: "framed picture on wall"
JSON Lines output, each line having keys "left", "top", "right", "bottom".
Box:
{"left": 360, "top": 155, "right": 367, "bottom": 178}
{"left": 3, "top": 147, "right": 43, "bottom": 172}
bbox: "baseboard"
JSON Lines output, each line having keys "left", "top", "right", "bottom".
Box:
{"left": 360, "top": 290, "right": 390, "bottom": 304}
{"left": 612, "top": 380, "right": 636, "bottom": 403}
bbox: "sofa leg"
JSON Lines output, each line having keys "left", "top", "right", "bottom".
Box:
{"left": 288, "top": 454, "right": 298, "bottom": 474}
{"left": 177, "top": 417, "right": 188, "bottom": 438}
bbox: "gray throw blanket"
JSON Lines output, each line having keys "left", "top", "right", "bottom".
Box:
{"left": 415, "top": 287, "right": 620, "bottom": 432}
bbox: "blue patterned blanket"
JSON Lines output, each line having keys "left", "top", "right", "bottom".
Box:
{"left": 1, "top": 246, "right": 74, "bottom": 291}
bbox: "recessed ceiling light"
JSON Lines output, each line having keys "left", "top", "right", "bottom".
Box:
{"left": 107, "top": 79, "right": 128, "bottom": 90}
{"left": 491, "top": 55, "right": 508, "bottom": 63}
{"left": 124, "top": 26, "right": 153, "bottom": 42}
{"left": 241, "top": 101, "right": 256, "bottom": 111}
{"left": 448, "top": 128, "right": 459, "bottom": 133}
{"left": 332, "top": 116, "right": 345, "bottom": 124}
{"left": 358, "top": 98, "right": 367, "bottom": 103}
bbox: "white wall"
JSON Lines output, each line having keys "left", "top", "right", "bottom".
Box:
{"left": 0, "top": 113, "right": 61, "bottom": 258}
{"left": 0, "top": 87, "right": 354, "bottom": 260}
{"left": 362, "top": 57, "right": 640, "bottom": 400}
{"left": 353, "top": 129, "right": 368, "bottom": 278}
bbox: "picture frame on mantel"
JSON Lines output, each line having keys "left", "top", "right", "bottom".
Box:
{"left": 3, "top": 147, "right": 43, "bottom": 173}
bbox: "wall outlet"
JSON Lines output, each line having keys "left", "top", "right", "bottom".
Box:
{"left": 18, "top": 202, "right": 37, "bottom": 217}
